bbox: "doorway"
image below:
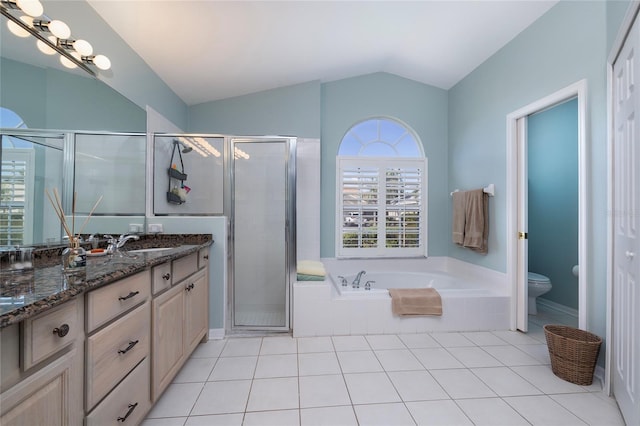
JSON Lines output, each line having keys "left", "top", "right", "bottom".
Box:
{"left": 229, "top": 137, "right": 296, "bottom": 332}
{"left": 506, "top": 80, "right": 588, "bottom": 332}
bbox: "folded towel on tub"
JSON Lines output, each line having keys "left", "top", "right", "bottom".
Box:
{"left": 389, "top": 288, "right": 443, "bottom": 316}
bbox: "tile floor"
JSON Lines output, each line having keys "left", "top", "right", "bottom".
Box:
{"left": 142, "top": 315, "right": 624, "bottom": 425}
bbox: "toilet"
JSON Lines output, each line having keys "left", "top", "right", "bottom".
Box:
{"left": 528, "top": 272, "right": 552, "bottom": 315}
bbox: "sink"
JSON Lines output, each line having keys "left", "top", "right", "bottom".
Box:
{"left": 127, "top": 247, "right": 174, "bottom": 254}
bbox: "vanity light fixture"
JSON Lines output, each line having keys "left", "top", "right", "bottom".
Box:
{"left": 0, "top": 0, "right": 111, "bottom": 76}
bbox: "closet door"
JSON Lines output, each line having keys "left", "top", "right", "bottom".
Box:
{"left": 612, "top": 14, "right": 640, "bottom": 426}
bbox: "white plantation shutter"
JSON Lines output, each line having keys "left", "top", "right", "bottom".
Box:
{"left": 337, "top": 158, "right": 426, "bottom": 257}
{"left": 0, "top": 158, "right": 27, "bottom": 245}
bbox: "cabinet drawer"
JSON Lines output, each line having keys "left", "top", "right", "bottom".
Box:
{"left": 86, "top": 302, "right": 150, "bottom": 410}
{"left": 152, "top": 262, "right": 172, "bottom": 295}
{"left": 86, "top": 357, "right": 150, "bottom": 426}
{"left": 22, "top": 297, "right": 81, "bottom": 370}
{"left": 172, "top": 253, "right": 198, "bottom": 283}
{"left": 198, "top": 247, "right": 209, "bottom": 270}
{"left": 86, "top": 270, "right": 150, "bottom": 332}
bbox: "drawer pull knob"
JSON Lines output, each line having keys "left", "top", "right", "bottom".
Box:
{"left": 52, "top": 324, "right": 70, "bottom": 338}
{"left": 118, "top": 340, "right": 139, "bottom": 355}
{"left": 185, "top": 283, "right": 195, "bottom": 292}
{"left": 118, "top": 291, "right": 140, "bottom": 301}
{"left": 117, "top": 402, "right": 138, "bottom": 422}
{"left": 203, "top": 255, "right": 209, "bottom": 259}
{"left": 162, "top": 273, "right": 171, "bottom": 280}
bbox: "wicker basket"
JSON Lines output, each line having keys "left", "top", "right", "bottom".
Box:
{"left": 544, "top": 324, "right": 602, "bottom": 385}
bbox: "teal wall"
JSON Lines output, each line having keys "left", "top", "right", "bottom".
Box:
{"left": 1, "top": 58, "right": 146, "bottom": 131}
{"left": 449, "top": 1, "right": 607, "bottom": 339}
{"left": 320, "top": 73, "right": 449, "bottom": 258}
{"left": 188, "top": 81, "right": 322, "bottom": 137}
{"left": 607, "top": 0, "right": 633, "bottom": 52}
{"left": 528, "top": 98, "right": 579, "bottom": 310}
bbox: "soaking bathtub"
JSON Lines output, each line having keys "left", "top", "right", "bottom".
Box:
{"left": 292, "top": 257, "right": 510, "bottom": 337}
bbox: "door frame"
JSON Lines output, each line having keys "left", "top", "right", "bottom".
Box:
{"left": 506, "top": 79, "right": 588, "bottom": 332}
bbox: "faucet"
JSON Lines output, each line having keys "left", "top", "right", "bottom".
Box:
{"left": 352, "top": 270, "right": 366, "bottom": 288}
{"left": 105, "top": 234, "right": 140, "bottom": 255}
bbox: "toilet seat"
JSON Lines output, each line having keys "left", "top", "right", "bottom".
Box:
{"left": 528, "top": 272, "right": 550, "bottom": 284}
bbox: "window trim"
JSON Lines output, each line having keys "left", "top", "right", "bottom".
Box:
{"left": 335, "top": 156, "right": 428, "bottom": 258}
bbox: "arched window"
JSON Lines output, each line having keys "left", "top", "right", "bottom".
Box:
{"left": 336, "top": 118, "right": 427, "bottom": 257}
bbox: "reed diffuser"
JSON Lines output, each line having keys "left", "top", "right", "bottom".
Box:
{"left": 46, "top": 188, "right": 102, "bottom": 275}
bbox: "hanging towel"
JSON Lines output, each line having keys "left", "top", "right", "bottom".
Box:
{"left": 389, "top": 288, "right": 443, "bottom": 316}
{"left": 452, "top": 189, "right": 489, "bottom": 254}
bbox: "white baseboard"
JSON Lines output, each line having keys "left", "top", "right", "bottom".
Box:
{"left": 594, "top": 365, "right": 606, "bottom": 391}
{"left": 537, "top": 298, "right": 579, "bottom": 318}
{"left": 209, "top": 328, "right": 225, "bottom": 340}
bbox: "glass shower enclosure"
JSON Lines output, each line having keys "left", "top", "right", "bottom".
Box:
{"left": 230, "top": 137, "right": 296, "bottom": 330}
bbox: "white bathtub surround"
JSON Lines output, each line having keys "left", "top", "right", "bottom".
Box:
{"left": 293, "top": 257, "right": 509, "bottom": 337}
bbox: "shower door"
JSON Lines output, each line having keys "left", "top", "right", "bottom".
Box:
{"left": 231, "top": 137, "right": 296, "bottom": 330}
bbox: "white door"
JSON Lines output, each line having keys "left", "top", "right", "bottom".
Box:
{"left": 516, "top": 117, "right": 529, "bottom": 331}
{"left": 612, "top": 14, "right": 640, "bottom": 426}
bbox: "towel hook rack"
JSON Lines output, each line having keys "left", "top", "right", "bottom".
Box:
{"left": 450, "top": 183, "right": 495, "bottom": 197}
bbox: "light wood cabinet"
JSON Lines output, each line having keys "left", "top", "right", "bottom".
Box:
{"left": 151, "top": 258, "right": 208, "bottom": 402}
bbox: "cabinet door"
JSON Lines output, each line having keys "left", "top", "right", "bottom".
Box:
{"left": 151, "top": 284, "right": 184, "bottom": 402}
{"left": 184, "top": 270, "right": 208, "bottom": 353}
{"left": 0, "top": 347, "right": 83, "bottom": 426}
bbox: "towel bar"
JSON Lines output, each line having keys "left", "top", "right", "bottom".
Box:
{"left": 450, "top": 183, "right": 495, "bottom": 197}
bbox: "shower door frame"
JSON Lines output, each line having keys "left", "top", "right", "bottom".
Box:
{"left": 227, "top": 136, "right": 297, "bottom": 332}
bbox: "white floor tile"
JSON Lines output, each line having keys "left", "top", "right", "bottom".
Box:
{"left": 246, "top": 377, "right": 299, "bottom": 412}
{"left": 141, "top": 418, "right": 187, "bottom": 426}
{"left": 243, "top": 409, "right": 300, "bottom": 426}
{"left": 447, "top": 346, "right": 503, "bottom": 368}
{"left": 337, "top": 350, "right": 383, "bottom": 373}
{"left": 510, "top": 365, "right": 588, "bottom": 394}
{"left": 430, "top": 369, "right": 496, "bottom": 399}
{"left": 260, "top": 336, "right": 298, "bottom": 355}
{"left": 456, "top": 397, "right": 530, "bottom": 425}
{"left": 365, "top": 334, "right": 406, "bottom": 350}
{"left": 220, "top": 338, "right": 262, "bottom": 357}
{"left": 471, "top": 367, "right": 543, "bottom": 396}
{"left": 550, "top": 392, "right": 626, "bottom": 425}
{"left": 184, "top": 413, "right": 243, "bottom": 426}
{"left": 254, "top": 354, "right": 298, "bottom": 378}
{"left": 387, "top": 370, "right": 449, "bottom": 401}
{"left": 172, "top": 357, "right": 217, "bottom": 383}
{"left": 492, "top": 330, "right": 541, "bottom": 345}
{"left": 406, "top": 400, "right": 473, "bottom": 426}
{"left": 514, "top": 343, "right": 551, "bottom": 364}
{"left": 190, "top": 340, "right": 226, "bottom": 358}
{"left": 208, "top": 356, "right": 257, "bottom": 381}
{"left": 411, "top": 347, "right": 465, "bottom": 370}
{"left": 297, "top": 336, "right": 334, "bottom": 353}
{"left": 461, "top": 331, "right": 508, "bottom": 346}
{"left": 190, "top": 380, "right": 251, "bottom": 415}
{"left": 398, "top": 333, "right": 441, "bottom": 348}
{"left": 298, "top": 352, "right": 342, "bottom": 376}
{"left": 300, "top": 406, "right": 358, "bottom": 426}
{"left": 332, "top": 335, "right": 370, "bottom": 351}
{"left": 299, "top": 374, "right": 351, "bottom": 408}
{"left": 147, "top": 382, "right": 204, "bottom": 418}
{"left": 343, "top": 372, "right": 401, "bottom": 405}
{"left": 482, "top": 345, "right": 544, "bottom": 366}
{"left": 430, "top": 332, "right": 474, "bottom": 347}
{"left": 353, "top": 403, "right": 416, "bottom": 426}
{"left": 504, "top": 395, "right": 587, "bottom": 425}
{"left": 374, "top": 349, "right": 424, "bottom": 371}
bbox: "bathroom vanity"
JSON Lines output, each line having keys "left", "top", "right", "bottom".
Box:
{"left": 0, "top": 235, "right": 212, "bottom": 425}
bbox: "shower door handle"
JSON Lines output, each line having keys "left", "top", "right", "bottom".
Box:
{"left": 625, "top": 251, "right": 635, "bottom": 259}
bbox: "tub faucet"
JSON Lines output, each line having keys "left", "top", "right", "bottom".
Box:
{"left": 352, "top": 270, "right": 366, "bottom": 288}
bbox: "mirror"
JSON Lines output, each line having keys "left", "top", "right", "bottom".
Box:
{"left": 1, "top": 132, "right": 64, "bottom": 246}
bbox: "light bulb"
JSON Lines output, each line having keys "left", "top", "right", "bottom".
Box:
{"left": 60, "top": 51, "right": 80, "bottom": 69}
{"left": 48, "top": 20, "right": 70, "bottom": 39}
{"left": 7, "top": 16, "right": 33, "bottom": 37}
{"left": 93, "top": 54, "right": 111, "bottom": 70}
{"left": 16, "top": 0, "right": 43, "bottom": 18}
{"left": 36, "top": 36, "right": 57, "bottom": 55}
{"left": 73, "top": 39, "right": 93, "bottom": 56}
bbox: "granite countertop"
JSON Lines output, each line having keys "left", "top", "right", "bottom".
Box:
{"left": 0, "top": 234, "right": 213, "bottom": 329}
